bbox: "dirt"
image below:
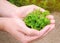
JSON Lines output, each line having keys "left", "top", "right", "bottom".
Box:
{"left": 0, "top": 12, "right": 60, "bottom": 43}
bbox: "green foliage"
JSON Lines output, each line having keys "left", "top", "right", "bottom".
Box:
{"left": 8, "top": 0, "right": 60, "bottom": 12}
{"left": 8, "top": 0, "right": 30, "bottom": 6}
{"left": 24, "top": 10, "right": 50, "bottom": 31}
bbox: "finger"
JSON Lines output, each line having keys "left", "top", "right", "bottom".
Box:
{"left": 50, "top": 19, "right": 55, "bottom": 24}
{"left": 11, "top": 31, "right": 34, "bottom": 43}
{"left": 23, "top": 5, "right": 40, "bottom": 16}
{"left": 48, "top": 24, "right": 55, "bottom": 32}
{"left": 38, "top": 25, "right": 50, "bottom": 36}
{"left": 22, "top": 36, "right": 39, "bottom": 43}
{"left": 19, "top": 5, "right": 37, "bottom": 18}
{"left": 29, "top": 29, "right": 40, "bottom": 36}
{"left": 31, "top": 23, "right": 55, "bottom": 40}
{"left": 30, "top": 25, "right": 51, "bottom": 40}
{"left": 10, "top": 31, "right": 27, "bottom": 43}
{"left": 40, "top": 8, "right": 45, "bottom": 12}
{"left": 10, "top": 31, "right": 25, "bottom": 41}
{"left": 28, "top": 5, "right": 45, "bottom": 12}
{"left": 46, "top": 15, "right": 54, "bottom": 20}
{"left": 17, "top": 32, "right": 39, "bottom": 43}
{"left": 18, "top": 26, "right": 40, "bottom": 36}
{"left": 40, "top": 24, "right": 55, "bottom": 38}
{"left": 44, "top": 24, "right": 55, "bottom": 36}
{"left": 46, "top": 15, "right": 55, "bottom": 24}
{"left": 19, "top": 5, "right": 45, "bottom": 18}
{"left": 14, "top": 31, "right": 39, "bottom": 43}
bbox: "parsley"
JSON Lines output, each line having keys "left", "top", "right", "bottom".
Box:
{"left": 24, "top": 10, "right": 50, "bottom": 31}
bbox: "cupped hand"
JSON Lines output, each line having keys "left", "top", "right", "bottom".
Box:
{"left": 0, "top": 0, "right": 45, "bottom": 18}
{"left": 14, "top": 5, "right": 55, "bottom": 42}
{"left": 0, "top": 18, "right": 40, "bottom": 43}
{"left": 14, "top": 5, "right": 55, "bottom": 37}
{"left": 0, "top": 0, "right": 55, "bottom": 43}
{"left": 1, "top": 17, "right": 55, "bottom": 43}
{"left": 1, "top": 0, "right": 53, "bottom": 35}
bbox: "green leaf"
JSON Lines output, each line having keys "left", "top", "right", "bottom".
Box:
{"left": 24, "top": 10, "right": 50, "bottom": 31}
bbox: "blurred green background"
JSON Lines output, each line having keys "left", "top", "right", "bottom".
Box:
{"left": 8, "top": 0, "right": 60, "bottom": 12}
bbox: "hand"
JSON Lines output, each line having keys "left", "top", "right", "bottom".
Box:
{"left": 16, "top": 5, "right": 55, "bottom": 43}
{"left": 0, "top": 17, "right": 55, "bottom": 43}
{"left": 0, "top": 18, "right": 40, "bottom": 43}
{"left": 0, "top": 0, "right": 45, "bottom": 18}
{"left": 0, "top": 0, "right": 54, "bottom": 35}
{"left": 14, "top": 5, "right": 55, "bottom": 38}
{"left": 0, "top": 0, "right": 55, "bottom": 43}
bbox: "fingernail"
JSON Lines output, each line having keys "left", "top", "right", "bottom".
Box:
{"left": 50, "top": 20, "right": 55, "bottom": 24}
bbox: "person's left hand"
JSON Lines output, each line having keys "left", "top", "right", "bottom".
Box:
{"left": 0, "top": 0, "right": 45, "bottom": 18}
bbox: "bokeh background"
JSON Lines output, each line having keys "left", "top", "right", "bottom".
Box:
{"left": 0, "top": 0, "right": 60, "bottom": 43}
{"left": 8, "top": 0, "right": 60, "bottom": 12}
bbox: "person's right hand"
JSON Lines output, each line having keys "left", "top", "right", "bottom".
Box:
{"left": 0, "top": 18, "right": 41, "bottom": 43}
{"left": 0, "top": 16, "right": 55, "bottom": 43}
{"left": 1, "top": 18, "right": 40, "bottom": 36}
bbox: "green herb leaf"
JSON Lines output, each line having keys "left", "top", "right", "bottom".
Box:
{"left": 24, "top": 10, "right": 50, "bottom": 31}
